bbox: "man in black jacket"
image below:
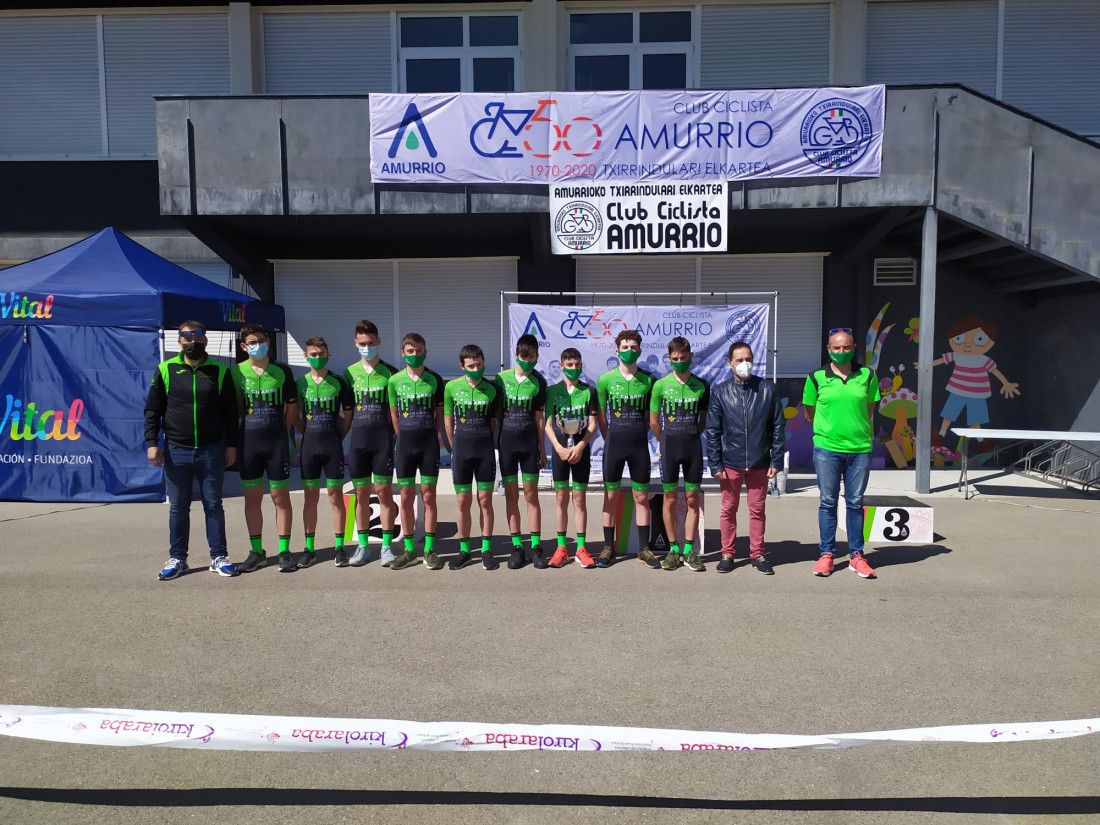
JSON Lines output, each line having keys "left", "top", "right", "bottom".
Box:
{"left": 145, "top": 321, "right": 239, "bottom": 580}
{"left": 704, "top": 341, "right": 785, "bottom": 574}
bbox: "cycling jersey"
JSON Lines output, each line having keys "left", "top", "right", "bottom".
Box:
{"left": 650, "top": 373, "right": 710, "bottom": 438}
{"left": 545, "top": 380, "right": 596, "bottom": 492}
{"left": 444, "top": 377, "right": 500, "bottom": 440}
{"left": 233, "top": 361, "right": 297, "bottom": 488}
{"left": 296, "top": 371, "right": 353, "bottom": 489}
{"left": 495, "top": 368, "right": 546, "bottom": 485}
{"left": 597, "top": 367, "right": 654, "bottom": 438}
{"left": 345, "top": 359, "right": 397, "bottom": 486}
{"left": 388, "top": 367, "right": 444, "bottom": 487}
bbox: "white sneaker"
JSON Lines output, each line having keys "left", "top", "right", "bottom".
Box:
{"left": 349, "top": 545, "right": 370, "bottom": 567}
{"left": 380, "top": 546, "right": 396, "bottom": 567}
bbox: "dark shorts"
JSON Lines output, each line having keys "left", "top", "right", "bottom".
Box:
{"left": 394, "top": 430, "right": 440, "bottom": 487}
{"left": 300, "top": 431, "right": 345, "bottom": 489}
{"left": 239, "top": 428, "right": 291, "bottom": 487}
{"left": 603, "top": 432, "right": 651, "bottom": 490}
{"left": 551, "top": 449, "right": 591, "bottom": 489}
{"left": 349, "top": 426, "right": 394, "bottom": 485}
{"left": 660, "top": 435, "right": 703, "bottom": 490}
{"left": 451, "top": 436, "right": 497, "bottom": 488}
{"left": 498, "top": 430, "right": 540, "bottom": 482}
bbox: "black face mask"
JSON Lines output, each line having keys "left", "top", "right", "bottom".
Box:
{"left": 182, "top": 342, "right": 206, "bottom": 359}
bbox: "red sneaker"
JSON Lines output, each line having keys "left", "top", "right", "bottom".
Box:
{"left": 548, "top": 546, "right": 569, "bottom": 568}
{"left": 575, "top": 546, "right": 596, "bottom": 568}
{"left": 849, "top": 554, "right": 877, "bottom": 579}
{"left": 813, "top": 554, "right": 834, "bottom": 577}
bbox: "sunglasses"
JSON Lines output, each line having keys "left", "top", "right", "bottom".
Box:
{"left": 828, "top": 327, "right": 854, "bottom": 336}
{"left": 179, "top": 330, "right": 206, "bottom": 341}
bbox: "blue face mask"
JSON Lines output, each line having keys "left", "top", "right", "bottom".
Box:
{"left": 358, "top": 345, "right": 379, "bottom": 360}
{"left": 246, "top": 342, "right": 269, "bottom": 360}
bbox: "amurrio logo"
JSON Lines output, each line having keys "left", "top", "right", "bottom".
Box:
{"left": 220, "top": 301, "right": 246, "bottom": 324}
{"left": 800, "top": 98, "right": 873, "bottom": 170}
{"left": 1, "top": 292, "right": 54, "bottom": 320}
{"left": 380, "top": 102, "right": 445, "bottom": 176}
{"left": 0, "top": 394, "right": 85, "bottom": 441}
{"left": 522, "top": 311, "right": 547, "bottom": 340}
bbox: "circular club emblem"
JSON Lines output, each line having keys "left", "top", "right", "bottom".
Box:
{"left": 800, "top": 98, "right": 874, "bottom": 170}
{"left": 726, "top": 311, "right": 760, "bottom": 341}
{"left": 554, "top": 201, "right": 603, "bottom": 251}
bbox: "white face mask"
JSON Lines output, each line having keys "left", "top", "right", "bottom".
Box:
{"left": 358, "top": 345, "right": 378, "bottom": 360}
{"left": 734, "top": 361, "right": 753, "bottom": 379}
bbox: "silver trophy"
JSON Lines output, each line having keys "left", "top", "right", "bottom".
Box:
{"left": 559, "top": 415, "right": 585, "bottom": 447}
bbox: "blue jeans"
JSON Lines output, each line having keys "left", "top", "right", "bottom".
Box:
{"left": 164, "top": 441, "right": 228, "bottom": 561}
{"left": 812, "top": 446, "right": 871, "bottom": 558}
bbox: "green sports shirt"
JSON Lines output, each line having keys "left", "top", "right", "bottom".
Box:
{"left": 344, "top": 359, "right": 396, "bottom": 433}
{"left": 296, "top": 371, "right": 353, "bottom": 435}
{"left": 495, "top": 369, "right": 547, "bottom": 434}
{"left": 545, "top": 380, "right": 596, "bottom": 443}
{"left": 232, "top": 361, "right": 297, "bottom": 432}
{"left": 444, "top": 377, "right": 500, "bottom": 440}
{"left": 597, "top": 367, "right": 654, "bottom": 437}
{"left": 650, "top": 373, "right": 710, "bottom": 438}
{"left": 802, "top": 363, "right": 881, "bottom": 453}
{"left": 387, "top": 367, "right": 444, "bottom": 434}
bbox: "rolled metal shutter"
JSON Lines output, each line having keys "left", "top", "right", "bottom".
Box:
{"left": 700, "top": 4, "right": 830, "bottom": 88}
{"left": 262, "top": 12, "right": 394, "bottom": 93}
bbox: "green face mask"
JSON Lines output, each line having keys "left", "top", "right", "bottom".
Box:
{"left": 670, "top": 358, "right": 692, "bottom": 373}
{"left": 618, "top": 349, "right": 640, "bottom": 365}
{"left": 403, "top": 353, "right": 426, "bottom": 368}
{"left": 562, "top": 367, "right": 582, "bottom": 381}
{"left": 516, "top": 358, "right": 537, "bottom": 373}
{"left": 828, "top": 350, "right": 854, "bottom": 365}
{"left": 306, "top": 355, "right": 329, "bottom": 370}
{"left": 464, "top": 368, "right": 484, "bottom": 381}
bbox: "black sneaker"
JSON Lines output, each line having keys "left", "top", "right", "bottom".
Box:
{"left": 333, "top": 547, "right": 350, "bottom": 567}
{"left": 529, "top": 545, "right": 548, "bottom": 569}
{"left": 716, "top": 555, "right": 735, "bottom": 574}
{"left": 595, "top": 545, "right": 615, "bottom": 568}
{"left": 297, "top": 551, "right": 315, "bottom": 569}
{"left": 750, "top": 556, "right": 775, "bottom": 575}
{"left": 637, "top": 547, "right": 662, "bottom": 569}
{"left": 482, "top": 550, "right": 500, "bottom": 570}
{"left": 448, "top": 552, "right": 472, "bottom": 570}
{"left": 507, "top": 548, "right": 526, "bottom": 569}
{"left": 277, "top": 552, "right": 296, "bottom": 573}
{"left": 239, "top": 551, "right": 266, "bottom": 573}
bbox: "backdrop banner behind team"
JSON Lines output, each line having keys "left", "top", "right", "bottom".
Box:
{"left": 508, "top": 302, "right": 769, "bottom": 465}
{"left": 549, "top": 182, "right": 727, "bottom": 255}
{"left": 370, "top": 87, "right": 885, "bottom": 183}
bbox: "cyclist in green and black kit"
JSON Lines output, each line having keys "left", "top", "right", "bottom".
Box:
{"left": 387, "top": 332, "right": 445, "bottom": 571}
{"left": 650, "top": 336, "right": 710, "bottom": 572}
{"left": 495, "top": 333, "right": 548, "bottom": 570}
{"left": 444, "top": 344, "right": 501, "bottom": 571}
{"left": 233, "top": 323, "right": 299, "bottom": 573}
{"left": 295, "top": 336, "right": 353, "bottom": 569}
{"left": 544, "top": 347, "right": 598, "bottom": 569}
{"left": 597, "top": 329, "right": 660, "bottom": 569}
{"left": 344, "top": 320, "right": 399, "bottom": 567}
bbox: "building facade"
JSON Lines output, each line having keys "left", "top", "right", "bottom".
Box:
{"left": 2, "top": 0, "right": 1099, "bottom": 483}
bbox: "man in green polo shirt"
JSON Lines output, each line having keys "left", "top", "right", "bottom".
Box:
{"left": 802, "top": 329, "right": 881, "bottom": 580}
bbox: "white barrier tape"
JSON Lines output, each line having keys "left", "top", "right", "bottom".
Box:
{"left": 0, "top": 706, "right": 1096, "bottom": 753}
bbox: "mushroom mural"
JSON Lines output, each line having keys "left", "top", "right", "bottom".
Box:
{"left": 878, "top": 385, "right": 918, "bottom": 469}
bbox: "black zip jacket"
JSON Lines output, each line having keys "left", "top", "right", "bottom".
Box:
{"left": 144, "top": 354, "right": 239, "bottom": 449}
{"left": 704, "top": 375, "right": 785, "bottom": 473}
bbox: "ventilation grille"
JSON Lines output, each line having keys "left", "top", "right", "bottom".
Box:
{"left": 874, "top": 257, "right": 917, "bottom": 286}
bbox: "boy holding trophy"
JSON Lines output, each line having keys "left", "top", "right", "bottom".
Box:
{"left": 544, "top": 348, "right": 598, "bottom": 568}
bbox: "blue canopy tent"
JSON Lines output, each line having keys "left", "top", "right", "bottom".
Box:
{"left": 0, "top": 227, "right": 285, "bottom": 502}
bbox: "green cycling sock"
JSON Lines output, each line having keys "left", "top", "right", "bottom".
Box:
{"left": 459, "top": 538, "right": 471, "bottom": 554}
{"left": 511, "top": 532, "right": 522, "bottom": 549}
{"left": 304, "top": 533, "right": 315, "bottom": 553}
{"left": 381, "top": 530, "right": 393, "bottom": 550}
{"left": 424, "top": 533, "right": 435, "bottom": 554}
{"left": 278, "top": 534, "right": 290, "bottom": 554}
{"left": 670, "top": 543, "right": 680, "bottom": 556}
{"left": 403, "top": 536, "right": 415, "bottom": 553}
{"left": 357, "top": 529, "right": 369, "bottom": 549}
{"left": 576, "top": 533, "right": 586, "bottom": 550}
{"left": 334, "top": 533, "right": 344, "bottom": 551}
{"left": 249, "top": 534, "right": 263, "bottom": 554}
{"left": 530, "top": 533, "right": 540, "bottom": 550}
{"left": 684, "top": 540, "right": 694, "bottom": 555}
{"left": 481, "top": 536, "right": 492, "bottom": 554}
{"left": 556, "top": 531, "right": 567, "bottom": 546}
